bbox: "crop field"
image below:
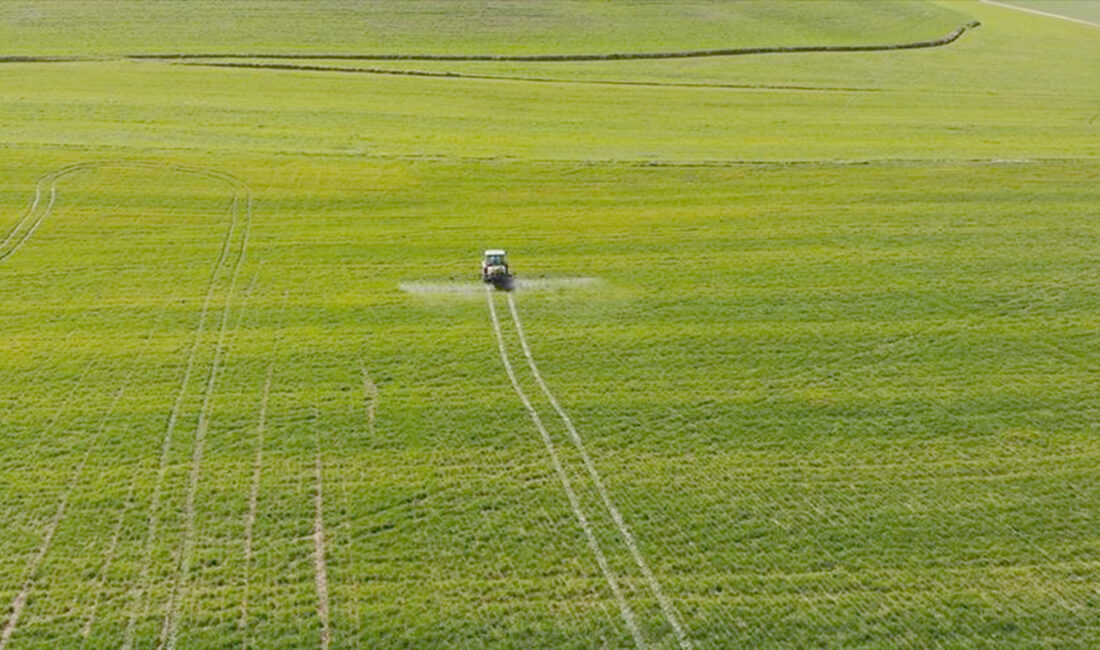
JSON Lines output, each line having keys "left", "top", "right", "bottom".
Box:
{"left": 1, "top": 1, "right": 1098, "bottom": 647}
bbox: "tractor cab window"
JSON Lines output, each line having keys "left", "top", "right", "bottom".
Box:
{"left": 486, "top": 255, "right": 505, "bottom": 265}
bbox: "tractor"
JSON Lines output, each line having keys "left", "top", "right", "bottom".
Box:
{"left": 481, "top": 249, "right": 514, "bottom": 291}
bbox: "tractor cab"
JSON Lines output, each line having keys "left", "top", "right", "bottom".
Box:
{"left": 481, "top": 249, "right": 514, "bottom": 290}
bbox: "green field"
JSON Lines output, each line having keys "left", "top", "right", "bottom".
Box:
{"left": 1, "top": 1, "right": 1098, "bottom": 647}
{"left": 995, "top": 0, "right": 1100, "bottom": 24}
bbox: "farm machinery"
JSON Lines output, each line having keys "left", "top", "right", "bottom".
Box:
{"left": 481, "top": 249, "right": 514, "bottom": 290}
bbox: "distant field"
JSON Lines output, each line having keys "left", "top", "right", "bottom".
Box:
{"left": 989, "top": 0, "right": 1100, "bottom": 23}
{"left": 1, "top": 1, "right": 1098, "bottom": 647}
{"left": 0, "top": 1, "right": 969, "bottom": 56}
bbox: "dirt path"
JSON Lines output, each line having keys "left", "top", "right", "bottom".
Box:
{"left": 486, "top": 288, "right": 645, "bottom": 648}
{"left": 505, "top": 293, "right": 692, "bottom": 649}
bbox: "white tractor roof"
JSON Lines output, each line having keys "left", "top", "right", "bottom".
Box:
{"left": 484, "top": 249, "right": 506, "bottom": 256}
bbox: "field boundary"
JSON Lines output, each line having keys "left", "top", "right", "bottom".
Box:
{"left": 0, "top": 22, "right": 979, "bottom": 68}
{"left": 128, "top": 22, "right": 979, "bottom": 62}
{"left": 178, "top": 61, "right": 884, "bottom": 93}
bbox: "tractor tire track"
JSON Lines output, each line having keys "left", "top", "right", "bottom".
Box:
{"left": 1, "top": 303, "right": 169, "bottom": 648}
{"left": 124, "top": 201, "right": 234, "bottom": 650}
{"left": 487, "top": 288, "right": 646, "bottom": 648}
{"left": 505, "top": 293, "right": 693, "bottom": 649}
{"left": 0, "top": 162, "right": 211, "bottom": 645}
{"left": 0, "top": 452, "right": 85, "bottom": 649}
{"left": 239, "top": 289, "right": 284, "bottom": 642}
{"left": 73, "top": 305, "right": 180, "bottom": 644}
{"left": 2, "top": 161, "right": 249, "bottom": 265}
{"left": 0, "top": 166, "right": 71, "bottom": 262}
{"left": 115, "top": 163, "right": 251, "bottom": 650}
{"left": 2, "top": 162, "right": 131, "bottom": 262}
{"left": 361, "top": 366, "right": 379, "bottom": 437}
{"left": 1, "top": 357, "right": 94, "bottom": 470}
{"left": 0, "top": 371, "right": 103, "bottom": 650}
{"left": 160, "top": 200, "right": 253, "bottom": 650}
{"left": 346, "top": 363, "right": 378, "bottom": 641}
{"left": 239, "top": 362, "right": 274, "bottom": 638}
{"left": 0, "top": 162, "right": 251, "bottom": 646}
{"left": 311, "top": 409, "right": 332, "bottom": 650}
{"left": 0, "top": 341, "right": 70, "bottom": 426}
{"left": 80, "top": 461, "right": 139, "bottom": 642}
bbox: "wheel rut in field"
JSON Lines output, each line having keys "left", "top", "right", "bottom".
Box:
{"left": 239, "top": 291, "right": 287, "bottom": 638}
{"left": 1, "top": 305, "right": 173, "bottom": 649}
{"left": 160, "top": 265, "right": 255, "bottom": 650}
{"left": 504, "top": 293, "right": 692, "bottom": 648}
{"left": 359, "top": 366, "right": 380, "bottom": 445}
{"left": 0, "top": 161, "right": 253, "bottom": 649}
{"left": 77, "top": 307, "right": 181, "bottom": 642}
{"left": 15, "top": 162, "right": 261, "bottom": 650}
{"left": 239, "top": 362, "right": 275, "bottom": 635}
{"left": 0, "top": 360, "right": 96, "bottom": 648}
{"left": 1, "top": 161, "right": 249, "bottom": 266}
{"left": 310, "top": 408, "right": 332, "bottom": 650}
{"left": 486, "top": 288, "right": 646, "bottom": 647}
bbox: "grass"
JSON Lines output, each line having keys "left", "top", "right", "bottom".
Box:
{"left": 0, "top": 1, "right": 968, "bottom": 56}
{"left": 992, "top": 1, "right": 1100, "bottom": 23}
{"left": 1, "top": 0, "right": 1099, "bottom": 647}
